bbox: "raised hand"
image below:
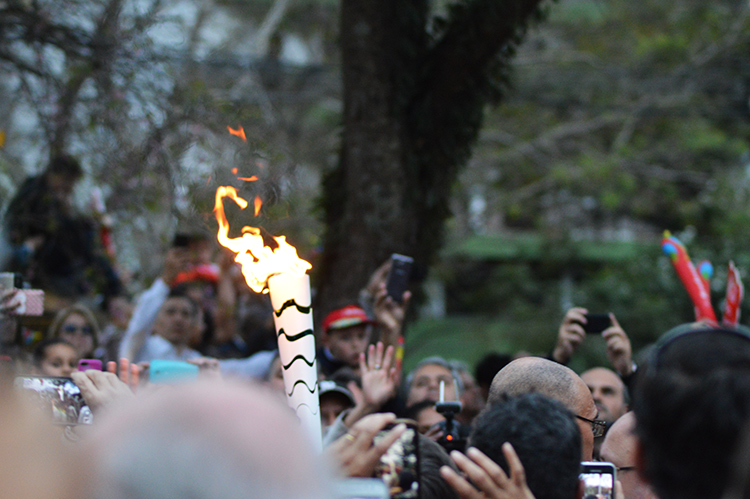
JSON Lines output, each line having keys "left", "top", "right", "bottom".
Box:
{"left": 107, "top": 357, "right": 140, "bottom": 392}
{"left": 344, "top": 342, "right": 399, "bottom": 428}
{"left": 327, "top": 412, "right": 406, "bottom": 478}
{"left": 602, "top": 314, "right": 633, "bottom": 376}
{"left": 551, "top": 307, "right": 588, "bottom": 365}
{"left": 373, "top": 282, "right": 411, "bottom": 348}
{"left": 440, "top": 444, "right": 536, "bottom": 499}
{"left": 71, "top": 370, "right": 135, "bottom": 412}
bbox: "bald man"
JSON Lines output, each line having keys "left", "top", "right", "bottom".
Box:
{"left": 581, "top": 367, "right": 628, "bottom": 423}
{"left": 85, "top": 380, "right": 332, "bottom": 499}
{"left": 600, "top": 412, "right": 658, "bottom": 499}
{"left": 489, "top": 356, "right": 602, "bottom": 460}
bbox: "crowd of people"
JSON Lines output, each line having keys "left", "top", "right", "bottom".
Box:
{"left": 2, "top": 155, "right": 750, "bottom": 499}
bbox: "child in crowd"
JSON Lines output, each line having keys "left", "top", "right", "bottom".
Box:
{"left": 32, "top": 338, "right": 79, "bottom": 377}
{"left": 318, "top": 304, "right": 375, "bottom": 376}
{"left": 48, "top": 304, "right": 101, "bottom": 359}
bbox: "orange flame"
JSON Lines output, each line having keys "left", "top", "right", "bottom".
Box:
{"left": 231, "top": 168, "right": 238, "bottom": 175}
{"left": 228, "top": 126, "right": 246, "bottom": 142}
{"left": 254, "top": 196, "right": 262, "bottom": 216}
{"left": 214, "top": 186, "right": 311, "bottom": 293}
{"left": 238, "top": 176, "right": 258, "bottom": 182}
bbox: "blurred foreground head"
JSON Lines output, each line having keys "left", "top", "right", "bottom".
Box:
{"left": 0, "top": 387, "right": 86, "bottom": 499}
{"left": 86, "top": 380, "right": 332, "bottom": 499}
{"left": 633, "top": 324, "right": 750, "bottom": 499}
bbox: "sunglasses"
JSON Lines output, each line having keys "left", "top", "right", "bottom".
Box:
{"left": 62, "top": 324, "right": 93, "bottom": 336}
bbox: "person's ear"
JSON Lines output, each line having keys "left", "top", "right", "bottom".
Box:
{"left": 635, "top": 438, "right": 650, "bottom": 484}
{"left": 577, "top": 478, "right": 585, "bottom": 499}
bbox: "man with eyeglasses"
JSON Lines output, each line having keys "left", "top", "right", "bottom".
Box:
{"left": 488, "top": 356, "right": 603, "bottom": 460}
{"left": 600, "top": 412, "right": 658, "bottom": 499}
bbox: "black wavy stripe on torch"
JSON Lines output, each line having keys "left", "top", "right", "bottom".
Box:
{"left": 274, "top": 299, "right": 312, "bottom": 317}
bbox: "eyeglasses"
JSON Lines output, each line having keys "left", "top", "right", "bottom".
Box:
{"left": 576, "top": 415, "right": 608, "bottom": 438}
{"left": 62, "top": 324, "right": 93, "bottom": 336}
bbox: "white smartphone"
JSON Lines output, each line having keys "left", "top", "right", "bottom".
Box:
{"left": 580, "top": 461, "right": 616, "bottom": 499}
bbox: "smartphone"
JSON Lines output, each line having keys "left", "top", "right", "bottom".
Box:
{"left": 15, "top": 289, "right": 44, "bottom": 316}
{"left": 78, "top": 359, "right": 103, "bottom": 371}
{"left": 149, "top": 359, "right": 199, "bottom": 384}
{"left": 580, "top": 461, "right": 616, "bottom": 499}
{"left": 14, "top": 376, "right": 93, "bottom": 425}
{"left": 334, "top": 478, "right": 389, "bottom": 499}
{"left": 386, "top": 254, "right": 413, "bottom": 304}
{"left": 374, "top": 419, "right": 420, "bottom": 499}
{"left": 583, "top": 313, "right": 611, "bottom": 334}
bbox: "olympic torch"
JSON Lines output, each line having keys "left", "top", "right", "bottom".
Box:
{"left": 214, "top": 186, "right": 322, "bottom": 452}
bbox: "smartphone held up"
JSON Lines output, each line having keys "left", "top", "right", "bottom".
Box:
{"left": 375, "top": 419, "right": 420, "bottom": 499}
{"left": 385, "top": 255, "right": 413, "bottom": 304}
{"left": 14, "top": 376, "right": 92, "bottom": 425}
{"left": 580, "top": 461, "right": 616, "bottom": 499}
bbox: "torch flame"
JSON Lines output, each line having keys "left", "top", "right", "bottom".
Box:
{"left": 214, "top": 186, "right": 311, "bottom": 293}
{"left": 227, "top": 126, "right": 246, "bottom": 142}
{"left": 254, "top": 196, "right": 262, "bottom": 216}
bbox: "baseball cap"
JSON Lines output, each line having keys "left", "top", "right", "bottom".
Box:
{"left": 318, "top": 380, "right": 356, "bottom": 407}
{"left": 322, "top": 305, "right": 374, "bottom": 334}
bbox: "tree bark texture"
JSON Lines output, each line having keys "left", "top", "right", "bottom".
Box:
{"left": 316, "top": 0, "right": 546, "bottom": 317}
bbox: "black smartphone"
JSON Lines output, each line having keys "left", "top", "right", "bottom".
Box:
{"left": 583, "top": 313, "right": 611, "bottom": 334}
{"left": 580, "top": 461, "right": 616, "bottom": 499}
{"left": 386, "top": 254, "right": 413, "bottom": 304}
{"left": 375, "top": 419, "right": 420, "bottom": 499}
{"left": 14, "top": 376, "right": 93, "bottom": 425}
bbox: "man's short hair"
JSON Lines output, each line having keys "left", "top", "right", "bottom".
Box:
{"left": 470, "top": 393, "right": 581, "bottom": 499}
{"left": 419, "top": 435, "right": 459, "bottom": 499}
{"left": 633, "top": 324, "right": 750, "bottom": 499}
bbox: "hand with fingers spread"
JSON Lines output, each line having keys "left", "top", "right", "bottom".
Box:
{"left": 345, "top": 342, "right": 399, "bottom": 427}
{"left": 440, "top": 444, "right": 536, "bottom": 499}
{"left": 106, "top": 357, "right": 140, "bottom": 392}
{"left": 602, "top": 314, "right": 634, "bottom": 377}
{"left": 71, "top": 370, "right": 135, "bottom": 412}
{"left": 551, "top": 307, "right": 588, "bottom": 365}
{"left": 327, "top": 412, "right": 406, "bottom": 478}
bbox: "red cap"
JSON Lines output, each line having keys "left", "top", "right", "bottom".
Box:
{"left": 322, "top": 305, "right": 374, "bottom": 334}
{"left": 171, "top": 263, "right": 220, "bottom": 287}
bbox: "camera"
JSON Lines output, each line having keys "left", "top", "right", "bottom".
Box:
{"left": 434, "top": 400, "right": 469, "bottom": 453}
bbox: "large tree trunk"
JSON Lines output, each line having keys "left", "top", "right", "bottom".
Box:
{"left": 316, "top": 0, "right": 546, "bottom": 318}
{"left": 316, "top": 0, "right": 422, "bottom": 315}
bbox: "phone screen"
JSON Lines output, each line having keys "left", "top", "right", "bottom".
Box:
{"left": 580, "top": 462, "right": 616, "bottom": 499}
{"left": 14, "top": 376, "right": 92, "bottom": 425}
{"left": 375, "top": 421, "right": 420, "bottom": 499}
{"left": 583, "top": 313, "right": 611, "bottom": 334}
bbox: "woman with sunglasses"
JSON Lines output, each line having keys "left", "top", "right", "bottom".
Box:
{"left": 48, "top": 304, "right": 101, "bottom": 360}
